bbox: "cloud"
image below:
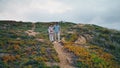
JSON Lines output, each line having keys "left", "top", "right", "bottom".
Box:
{"left": 0, "top": 0, "right": 120, "bottom": 30}
{"left": 0, "top": 0, "right": 72, "bottom": 21}
{"left": 30, "top": 0, "right": 72, "bottom": 14}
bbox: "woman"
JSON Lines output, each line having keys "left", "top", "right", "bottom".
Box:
{"left": 48, "top": 24, "right": 54, "bottom": 42}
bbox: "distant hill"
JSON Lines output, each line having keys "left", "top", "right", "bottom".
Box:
{"left": 0, "top": 20, "right": 120, "bottom": 68}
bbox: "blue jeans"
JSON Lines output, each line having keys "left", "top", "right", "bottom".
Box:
{"left": 54, "top": 32, "right": 60, "bottom": 42}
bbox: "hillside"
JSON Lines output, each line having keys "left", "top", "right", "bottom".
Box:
{"left": 0, "top": 21, "right": 120, "bottom": 68}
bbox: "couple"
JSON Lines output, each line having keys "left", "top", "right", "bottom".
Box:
{"left": 48, "top": 23, "right": 60, "bottom": 42}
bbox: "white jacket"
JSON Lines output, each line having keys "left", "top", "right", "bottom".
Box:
{"left": 48, "top": 26, "right": 54, "bottom": 34}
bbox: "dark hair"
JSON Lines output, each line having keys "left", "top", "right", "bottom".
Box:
{"left": 55, "top": 22, "right": 59, "bottom": 25}
{"left": 49, "top": 23, "right": 53, "bottom": 26}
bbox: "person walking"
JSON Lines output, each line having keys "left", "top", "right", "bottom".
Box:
{"left": 48, "top": 24, "right": 54, "bottom": 42}
{"left": 54, "top": 22, "right": 60, "bottom": 42}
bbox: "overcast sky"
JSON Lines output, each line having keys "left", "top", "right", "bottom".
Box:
{"left": 0, "top": 0, "right": 120, "bottom": 30}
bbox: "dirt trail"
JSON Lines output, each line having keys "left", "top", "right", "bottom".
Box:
{"left": 25, "top": 23, "right": 38, "bottom": 36}
{"left": 53, "top": 41, "right": 76, "bottom": 68}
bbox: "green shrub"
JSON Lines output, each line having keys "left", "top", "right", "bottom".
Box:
{"left": 0, "top": 61, "right": 9, "bottom": 68}
{"left": 65, "top": 33, "right": 78, "bottom": 42}
{"left": 75, "top": 61, "right": 88, "bottom": 68}
{"left": 37, "top": 62, "right": 48, "bottom": 68}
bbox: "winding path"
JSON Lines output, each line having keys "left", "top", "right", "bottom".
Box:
{"left": 25, "top": 23, "right": 38, "bottom": 36}
{"left": 25, "top": 23, "right": 76, "bottom": 68}
{"left": 53, "top": 41, "right": 75, "bottom": 68}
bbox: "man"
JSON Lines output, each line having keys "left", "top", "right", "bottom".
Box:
{"left": 48, "top": 24, "right": 54, "bottom": 42}
{"left": 54, "top": 22, "right": 60, "bottom": 42}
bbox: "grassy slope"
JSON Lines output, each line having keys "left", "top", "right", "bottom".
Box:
{"left": 0, "top": 21, "right": 120, "bottom": 68}
{"left": 63, "top": 24, "right": 120, "bottom": 68}
{"left": 0, "top": 21, "right": 59, "bottom": 68}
